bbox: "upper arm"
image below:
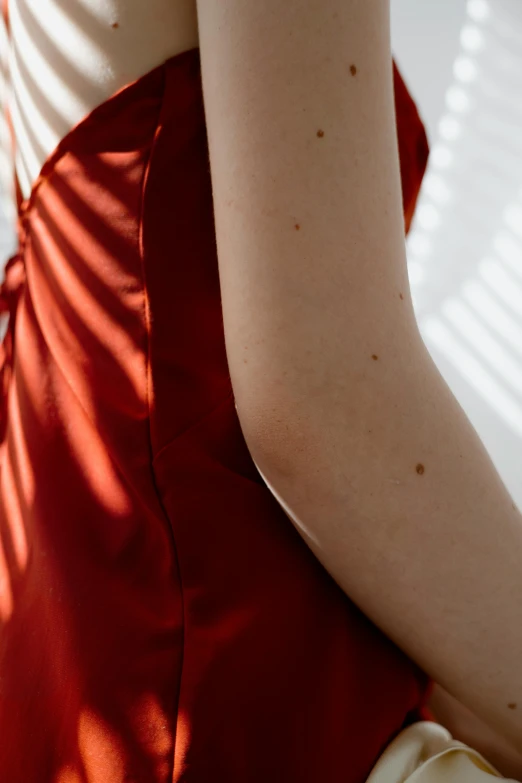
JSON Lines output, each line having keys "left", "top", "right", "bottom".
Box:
{"left": 195, "top": 0, "right": 422, "bottom": 446}
{"left": 194, "top": 9, "right": 522, "bottom": 749}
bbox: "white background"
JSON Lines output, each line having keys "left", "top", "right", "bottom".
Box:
{"left": 392, "top": 0, "right": 522, "bottom": 509}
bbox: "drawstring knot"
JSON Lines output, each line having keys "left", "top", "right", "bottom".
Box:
{"left": 0, "top": 234, "right": 27, "bottom": 443}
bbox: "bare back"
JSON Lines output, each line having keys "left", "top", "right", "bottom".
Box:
{"left": 6, "top": 0, "right": 199, "bottom": 200}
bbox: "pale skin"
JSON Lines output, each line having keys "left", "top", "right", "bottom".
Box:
{"left": 2, "top": 0, "right": 522, "bottom": 773}
{"left": 428, "top": 684, "right": 522, "bottom": 779}
{"left": 3, "top": 0, "right": 198, "bottom": 200}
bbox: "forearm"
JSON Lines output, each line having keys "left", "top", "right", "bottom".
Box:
{"left": 247, "top": 338, "right": 522, "bottom": 752}
{"left": 428, "top": 684, "right": 522, "bottom": 779}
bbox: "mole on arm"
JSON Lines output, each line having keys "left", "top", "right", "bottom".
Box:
{"left": 316, "top": 129, "right": 325, "bottom": 138}
{"left": 371, "top": 354, "right": 378, "bottom": 361}
{"left": 295, "top": 224, "right": 301, "bottom": 230}
{"left": 399, "top": 293, "right": 404, "bottom": 300}
{"left": 350, "top": 64, "right": 357, "bottom": 76}
{"left": 112, "top": 21, "right": 119, "bottom": 29}
{"left": 416, "top": 463, "right": 425, "bottom": 475}
{"left": 508, "top": 703, "right": 517, "bottom": 709}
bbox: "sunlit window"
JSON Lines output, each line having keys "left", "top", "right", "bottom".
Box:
{"left": 405, "top": 0, "right": 522, "bottom": 503}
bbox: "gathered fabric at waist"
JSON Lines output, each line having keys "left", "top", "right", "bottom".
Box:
{"left": 367, "top": 721, "right": 518, "bottom": 783}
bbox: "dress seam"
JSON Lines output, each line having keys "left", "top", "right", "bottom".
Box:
{"left": 138, "top": 63, "right": 186, "bottom": 783}
{"left": 152, "top": 388, "right": 234, "bottom": 465}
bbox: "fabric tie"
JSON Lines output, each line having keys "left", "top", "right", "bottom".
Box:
{"left": 0, "top": 232, "right": 26, "bottom": 444}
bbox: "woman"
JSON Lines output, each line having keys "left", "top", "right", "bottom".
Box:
{"left": 0, "top": 0, "right": 521, "bottom": 780}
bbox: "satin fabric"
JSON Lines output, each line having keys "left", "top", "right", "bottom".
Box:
{"left": 366, "top": 721, "right": 519, "bottom": 783}
{"left": 0, "top": 37, "right": 434, "bottom": 782}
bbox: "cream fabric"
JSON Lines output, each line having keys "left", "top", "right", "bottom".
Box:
{"left": 367, "top": 722, "right": 520, "bottom": 783}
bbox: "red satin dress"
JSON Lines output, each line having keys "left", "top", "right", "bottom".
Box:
{"left": 0, "top": 33, "right": 434, "bottom": 783}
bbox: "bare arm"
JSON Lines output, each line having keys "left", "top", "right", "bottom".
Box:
{"left": 195, "top": 0, "right": 522, "bottom": 752}
{"left": 428, "top": 684, "right": 522, "bottom": 779}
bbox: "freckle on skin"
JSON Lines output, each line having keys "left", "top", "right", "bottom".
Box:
{"left": 295, "top": 224, "right": 300, "bottom": 230}
{"left": 112, "top": 21, "right": 119, "bottom": 28}
{"left": 371, "top": 354, "right": 378, "bottom": 361}
{"left": 399, "top": 293, "right": 404, "bottom": 300}
{"left": 508, "top": 703, "right": 517, "bottom": 709}
{"left": 350, "top": 64, "right": 357, "bottom": 76}
{"left": 317, "top": 129, "right": 325, "bottom": 138}
{"left": 416, "top": 464, "right": 425, "bottom": 475}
